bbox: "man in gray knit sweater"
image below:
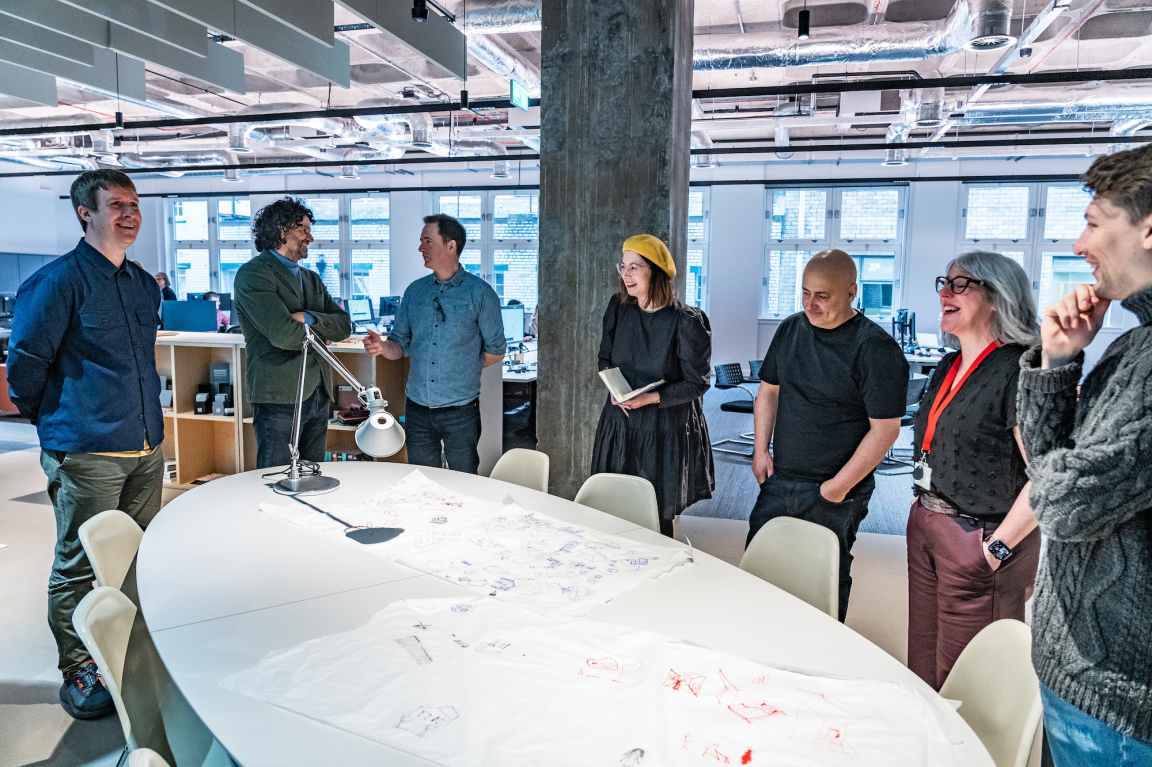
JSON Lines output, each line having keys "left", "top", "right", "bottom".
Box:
{"left": 1018, "top": 144, "right": 1152, "bottom": 764}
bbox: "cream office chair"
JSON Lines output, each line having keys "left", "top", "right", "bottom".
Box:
{"left": 128, "top": 749, "right": 172, "bottom": 767}
{"left": 489, "top": 448, "right": 550, "bottom": 493}
{"left": 739, "top": 517, "right": 839, "bottom": 619}
{"left": 940, "top": 619, "right": 1042, "bottom": 767}
{"left": 79, "top": 510, "right": 144, "bottom": 590}
{"left": 73, "top": 586, "right": 139, "bottom": 752}
{"left": 573, "top": 473, "right": 660, "bottom": 533}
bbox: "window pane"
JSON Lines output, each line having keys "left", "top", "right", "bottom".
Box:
{"left": 350, "top": 197, "right": 389, "bottom": 240}
{"left": 770, "top": 190, "right": 826, "bottom": 240}
{"left": 219, "top": 249, "right": 254, "bottom": 294}
{"left": 851, "top": 254, "right": 896, "bottom": 318}
{"left": 1041, "top": 252, "right": 1093, "bottom": 306}
{"left": 438, "top": 195, "right": 483, "bottom": 241}
{"left": 760, "top": 250, "right": 814, "bottom": 318}
{"left": 686, "top": 249, "right": 704, "bottom": 308}
{"left": 309, "top": 248, "right": 342, "bottom": 299}
{"left": 493, "top": 249, "right": 538, "bottom": 310}
{"left": 350, "top": 249, "right": 390, "bottom": 306}
{"left": 304, "top": 198, "right": 340, "bottom": 240}
{"left": 173, "top": 200, "right": 208, "bottom": 241}
{"left": 1044, "top": 186, "right": 1092, "bottom": 240}
{"left": 493, "top": 194, "right": 538, "bottom": 239}
{"left": 688, "top": 191, "right": 705, "bottom": 241}
{"left": 460, "top": 249, "right": 482, "bottom": 277}
{"left": 965, "top": 186, "right": 1030, "bottom": 240}
{"left": 999, "top": 251, "right": 1025, "bottom": 268}
{"left": 174, "top": 248, "right": 209, "bottom": 297}
{"left": 840, "top": 189, "right": 900, "bottom": 240}
{"left": 217, "top": 199, "right": 251, "bottom": 241}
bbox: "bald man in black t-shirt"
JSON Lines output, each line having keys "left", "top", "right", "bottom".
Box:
{"left": 748, "top": 250, "right": 909, "bottom": 622}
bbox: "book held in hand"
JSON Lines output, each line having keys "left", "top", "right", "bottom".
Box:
{"left": 599, "top": 367, "right": 664, "bottom": 403}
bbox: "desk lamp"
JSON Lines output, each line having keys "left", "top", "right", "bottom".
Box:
{"left": 271, "top": 325, "right": 405, "bottom": 495}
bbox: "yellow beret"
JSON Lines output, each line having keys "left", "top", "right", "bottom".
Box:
{"left": 622, "top": 234, "right": 676, "bottom": 279}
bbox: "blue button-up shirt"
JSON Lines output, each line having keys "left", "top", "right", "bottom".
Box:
{"left": 7, "top": 239, "right": 164, "bottom": 452}
{"left": 272, "top": 250, "right": 315, "bottom": 325}
{"left": 389, "top": 266, "right": 506, "bottom": 408}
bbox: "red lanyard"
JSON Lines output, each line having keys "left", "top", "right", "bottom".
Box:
{"left": 921, "top": 341, "right": 1000, "bottom": 454}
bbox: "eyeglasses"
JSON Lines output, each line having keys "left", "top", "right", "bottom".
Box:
{"left": 432, "top": 296, "right": 446, "bottom": 323}
{"left": 935, "top": 275, "right": 988, "bottom": 294}
{"left": 616, "top": 263, "right": 647, "bottom": 277}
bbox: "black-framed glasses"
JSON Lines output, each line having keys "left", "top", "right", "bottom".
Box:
{"left": 935, "top": 275, "right": 988, "bottom": 294}
{"left": 432, "top": 296, "right": 446, "bottom": 323}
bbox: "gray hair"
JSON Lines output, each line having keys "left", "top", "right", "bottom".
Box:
{"left": 942, "top": 251, "right": 1040, "bottom": 349}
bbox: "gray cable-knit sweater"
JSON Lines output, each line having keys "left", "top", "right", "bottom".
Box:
{"left": 1017, "top": 285, "right": 1152, "bottom": 742}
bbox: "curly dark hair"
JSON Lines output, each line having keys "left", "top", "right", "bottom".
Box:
{"left": 253, "top": 197, "right": 314, "bottom": 252}
{"left": 1082, "top": 143, "right": 1152, "bottom": 224}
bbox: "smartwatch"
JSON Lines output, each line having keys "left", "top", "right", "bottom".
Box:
{"left": 986, "top": 539, "right": 1012, "bottom": 562}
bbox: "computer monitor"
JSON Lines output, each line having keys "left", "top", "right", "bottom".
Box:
{"left": 378, "top": 296, "right": 401, "bottom": 318}
{"left": 346, "top": 298, "right": 373, "bottom": 323}
{"left": 0, "top": 292, "right": 15, "bottom": 315}
{"left": 186, "top": 292, "right": 232, "bottom": 310}
{"left": 501, "top": 304, "right": 525, "bottom": 345}
{"left": 162, "top": 300, "right": 218, "bottom": 332}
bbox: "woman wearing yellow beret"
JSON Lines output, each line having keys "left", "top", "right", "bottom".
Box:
{"left": 591, "top": 234, "right": 715, "bottom": 536}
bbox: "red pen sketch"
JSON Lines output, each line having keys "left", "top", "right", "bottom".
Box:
{"left": 702, "top": 742, "right": 731, "bottom": 763}
{"left": 579, "top": 657, "right": 643, "bottom": 683}
{"left": 664, "top": 669, "right": 706, "bottom": 697}
{"left": 741, "top": 749, "right": 753, "bottom": 764}
{"left": 791, "top": 704, "right": 861, "bottom": 758}
{"left": 729, "top": 701, "right": 784, "bottom": 723}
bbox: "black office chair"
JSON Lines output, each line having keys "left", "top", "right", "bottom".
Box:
{"left": 745, "top": 359, "right": 762, "bottom": 384}
{"left": 877, "top": 374, "right": 931, "bottom": 474}
{"left": 711, "top": 363, "right": 757, "bottom": 457}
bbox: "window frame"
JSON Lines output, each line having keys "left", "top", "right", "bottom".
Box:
{"left": 686, "top": 187, "right": 711, "bottom": 312}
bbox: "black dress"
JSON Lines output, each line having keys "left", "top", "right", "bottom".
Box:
{"left": 590, "top": 295, "right": 714, "bottom": 531}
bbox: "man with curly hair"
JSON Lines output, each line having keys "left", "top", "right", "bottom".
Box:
{"left": 234, "top": 197, "right": 351, "bottom": 469}
{"left": 1017, "top": 143, "right": 1152, "bottom": 764}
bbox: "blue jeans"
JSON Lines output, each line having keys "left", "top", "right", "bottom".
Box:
{"left": 252, "top": 386, "right": 330, "bottom": 469}
{"left": 404, "top": 397, "right": 481, "bottom": 474}
{"left": 1041, "top": 684, "right": 1152, "bottom": 766}
{"left": 747, "top": 472, "right": 874, "bottom": 623}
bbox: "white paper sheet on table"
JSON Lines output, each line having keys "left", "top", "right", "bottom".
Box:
{"left": 258, "top": 470, "right": 692, "bottom": 617}
{"left": 221, "top": 597, "right": 966, "bottom": 767}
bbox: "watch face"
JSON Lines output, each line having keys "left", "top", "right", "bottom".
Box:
{"left": 988, "top": 540, "right": 1011, "bottom": 561}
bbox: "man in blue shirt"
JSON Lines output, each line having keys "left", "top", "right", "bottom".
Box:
{"left": 364, "top": 214, "right": 505, "bottom": 473}
{"left": 8, "top": 170, "right": 164, "bottom": 720}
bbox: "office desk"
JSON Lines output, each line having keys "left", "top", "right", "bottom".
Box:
{"left": 905, "top": 352, "right": 945, "bottom": 377}
{"left": 137, "top": 463, "right": 992, "bottom": 767}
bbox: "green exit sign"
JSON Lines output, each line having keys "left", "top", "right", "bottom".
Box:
{"left": 509, "top": 80, "right": 529, "bottom": 112}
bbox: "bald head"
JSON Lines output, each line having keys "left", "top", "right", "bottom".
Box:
{"left": 802, "top": 249, "right": 859, "bottom": 329}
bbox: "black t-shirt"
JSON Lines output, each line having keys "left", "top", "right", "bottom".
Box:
{"left": 912, "top": 344, "right": 1028, "bottom": 519}
{"left": 760, "top": 312, "right": 909, "bottom": 484}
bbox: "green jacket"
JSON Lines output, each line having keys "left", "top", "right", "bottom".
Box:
{"left": 233, "top": 250, "right": 352, "bottom": 404}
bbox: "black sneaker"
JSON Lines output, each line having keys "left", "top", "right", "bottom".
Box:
{"left": 59, "top": 660, "right": 115, "bottom": 720}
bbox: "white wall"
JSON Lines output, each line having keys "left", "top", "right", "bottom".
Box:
{"left": 388, "top": 190, "right": 432, "bottom": 295}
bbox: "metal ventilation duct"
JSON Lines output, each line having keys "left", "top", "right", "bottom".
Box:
{"left": 959, "top": 84, "right": 1152, "bottom": 125}
{"left": 352, "top": 97, "right": 431, "bottom": 140}
{"left": 453, "top": 0, "right": 541, "bottom": 34}
{"left": 915, "top": 88, "right": 948, "bottom": 128}
{"left": 965, "top": 0, "right": 1015, "bottom": 50}
{"left": 774, "top": 126, "right": 794, "bottom": 159}
{"left": 118, "top": 151, "right": 241, "bottom": 169}
{"left": 691, "top": 132, "right": 715, "bottom": 168}
{"left": 466, "top": 34, "right": 541, "bottom": 96}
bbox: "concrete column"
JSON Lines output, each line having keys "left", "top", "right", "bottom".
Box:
{"left": 536, "top": 0, "right": 695, "bottom": 499}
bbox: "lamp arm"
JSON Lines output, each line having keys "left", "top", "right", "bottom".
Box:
{"left": 302, "top": 326, "right": 381, "bottom": 407}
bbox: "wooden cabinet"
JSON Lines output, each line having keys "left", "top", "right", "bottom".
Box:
{"left": 157, "top": 332, "right": 409, "bottom": 485}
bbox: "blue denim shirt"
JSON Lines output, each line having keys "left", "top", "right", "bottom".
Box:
{"left": 7, "top": 239, "right": 165, "bottom": 452}
{"left": 389, "top": 266, "right": 506, "bottom": 408}
{"left": 272, "top": 250, "right": 315, "bottom": 325}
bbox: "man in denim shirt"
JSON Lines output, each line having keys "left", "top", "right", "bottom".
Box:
{"left": 8, "top": 170, "right": 164, "bottom": 720}
{"left": 364, "top": 214, "right": 505, "bottom": 473}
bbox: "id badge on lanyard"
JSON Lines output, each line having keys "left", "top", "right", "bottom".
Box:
{"left": 915, "top": 341, "right": 999, "bottom": 493}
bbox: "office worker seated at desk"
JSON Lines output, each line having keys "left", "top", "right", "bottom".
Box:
{"left": 154, "top": 271, "right": 177, "bottom": 302}
{"left": 748, "top": 249, "right": 908, "bottom": 622}
{"left": 907, "top": 252, "right": 1041, "bottom": 692}
{"left": 202, "top": 291, "right": 229, "bottom": 331}
{"left": 234, "top": 197, "right": 351, "bottom": 470}
{"left": 591, "top": 235, "right": 714, "bottom": 538}
{"left": 363, "top": 214, "right": 506, "bottom": 474}
{"left": 8, "top": 170, "right": 165, "bottom": 720}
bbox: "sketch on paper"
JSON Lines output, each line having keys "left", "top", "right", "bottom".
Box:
{"left": 221, "top": 597, "right": 967, "bottom": 767}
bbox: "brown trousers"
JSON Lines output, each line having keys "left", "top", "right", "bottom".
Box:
{"left": 906, "top": 499, "right": 1041, "bottom": 690}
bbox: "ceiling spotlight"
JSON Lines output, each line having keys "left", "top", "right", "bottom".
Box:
{"left": 798, "top": 9, "right": 811, "bottom": 40}
{"left": 1018, "top": 46, "right": 1033, "bottom": 58}
{"left": 412, "top": 0, "right": 428, "bottom": 22}
{"left": 340, "top": 164, "right": 359, "bottom": 179}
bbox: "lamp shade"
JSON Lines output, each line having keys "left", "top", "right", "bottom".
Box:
{"left": 356, "top": 409, "right": 406, "bottom": 457}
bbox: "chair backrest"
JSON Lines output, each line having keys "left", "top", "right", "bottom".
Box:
{"left": 748, "top": 359, "right": 763, "bottom": 379}
{"left": 940, "top": 619, "right": 1042, "bottom": 767}
{"left": 574, "top": 473, "right": 660, "bottom": 533}
{"left": 129, "top": 749, "right": 172, "bottom": 767}
{"left": 907, "top": 374, "right": 930, "bottom": 408}
{"left": 739, "top": 517, "right": 839, "bottom": 619}
{"left": 73, "top": 586, "right": 138, "bottom": 744}
{"left": 714, "top": 363, "right": 744, "bottom": 388}
{"left": 489, "top": 448, "right": 549, "bottom": 493}
{"left": 78, "top": 510, "right": 144, "bottom": 590}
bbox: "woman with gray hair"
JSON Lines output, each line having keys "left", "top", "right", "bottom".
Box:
{"left": 906, "top": 251, "right": 1042, "bottom": 690}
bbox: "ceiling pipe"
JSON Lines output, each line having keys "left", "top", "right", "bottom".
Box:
{"left": 774, "top": 126, "right": 794, "bottom": 160}
{"left": 1109, "top": 119, "right": 1149, "bottom": 153}
{"left": 465, "top": 34, "right": 541, "bottom": 97}
{"left": 691, "top": 132, "right": 715, "bottom": 168}
{"left": 118, "top": 151, "right": 242, "bottom": 169}
{"left": 451, "top": 0, "right": 541, "bottom": 34}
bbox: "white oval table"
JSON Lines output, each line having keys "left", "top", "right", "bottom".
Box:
{"left": 137, "top": 463, "right": 993, "bottom": 767}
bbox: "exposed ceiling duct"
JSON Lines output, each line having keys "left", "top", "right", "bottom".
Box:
{"left": 453, "top": 0, "right": 541, "bottom": 35}
{"left": 465, "top": 34, "right": 542, "bottom": 97}
{"left": 691, "top": 132, "right": 715, "bottom": 168}
{"left": 774, "top": 126, "right": 794, "bottom": 159}
{"left": 958, "top": 83, "right": 1152, "bottom": 126}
